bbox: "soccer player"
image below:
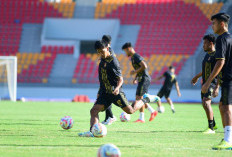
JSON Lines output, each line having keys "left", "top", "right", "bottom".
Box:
{"left": 101, "top": 35, "right": 117, "bottom": 125}
{"left": 78, "top": 40, "right": 160, "bottom": 137}
{"left": 191, "top": 34, "right": 219, "bottom": 134}
{"left": 154, "top": 66, "right": 181, "bottom": 113}
{"left": 122, "top": 42, "right": 158, "bottom": 123}
{"left": 201, "top": 13, "right": 232, "bottom": 150}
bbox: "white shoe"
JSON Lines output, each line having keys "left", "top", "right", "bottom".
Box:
{"left": 143, "top": 94, "right": 161, "bottom": 103}
{"left": 78, "top": 131, "right": 94, "bottom": 137}
{"left": 104, "top": 116, "right": 117, "bottom": 125}
{"left": 101, "top": 120, "right": 106, "bottom": 125}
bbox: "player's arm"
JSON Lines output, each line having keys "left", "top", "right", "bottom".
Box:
{"left": 212, "top": 77, "right": 220, "bottom": 98}
{"left": 133, "top": 74, "right": 138, "bottom": 84}
{"left": 113, "top": 76, "right": 123, "bottom": 95}
{"left": 202, "top": 37, "right": 225, "bottom": 93}
{"left": 112, "top": 59, "right": 123, "bottom": 95}
{"left": 202, "top": 59, "right": 224, "bottom": 93}
{"left": 153, "top": 75, "right": 164, "bottom": 82}
{"left": 130, "top": 60, "right": 147, "bottom": 75}
{"left": 175, "top": 81, "right": 181, "bottom": 97}
{"left": 191, "top": 72, "right": 202, "bottom": 85}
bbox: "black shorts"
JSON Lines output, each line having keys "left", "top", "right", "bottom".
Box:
{"left": 220, "top": 84, "right": 232, "bottom": 105}
{"left": 95, "top": 92, "right": 130, "bottom": 111}
{"left": 136, "top": 77, "right": 150, "bottom": 96}
{"left": 201, "top": 84, "right": 215, "bottom": 100}
{"left": 157, "top": 87, "right": 171, "bottom": 99}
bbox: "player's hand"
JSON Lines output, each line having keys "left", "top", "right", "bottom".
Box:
{"left": 212, "top": 87, "right": 219, "bottom": 98}
{"left": 178, "top": 92, "right": 181, "bottom": 97}
{"left": 130, "top": 70, "right": 136, "bottom": 75}
{"left": 201, "top": 82, "right": 210, "bottom": 94}
{"left": 112, "top": 88, "right": 120, "bottom": 95}
{"left": 133, "top": 79, "right": 138, "bottom": 84}
{"left": 191, "top": 77, "right": 198, "bottom": 85}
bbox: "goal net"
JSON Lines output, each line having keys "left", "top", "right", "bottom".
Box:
{"left": 0, "top": 56, "right": 17, "bottom": 101}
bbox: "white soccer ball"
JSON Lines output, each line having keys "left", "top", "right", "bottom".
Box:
{"left": 157, "top": 106, "right": 165, "bottom": 113}
{"left": 120, "top": 112, "right": 130, "bottom": 122}
{"left": 60, "top": 116, "right": 73, "bottom": 130}
{"left": 97, "top": 144, "right": 121, "bottom": 157}
{"left": 91, "top": 123, "right": 107, "bottom": 137}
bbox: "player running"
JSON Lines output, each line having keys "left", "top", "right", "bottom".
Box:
{"left": 191, "top": 34, "right": 219, "bottom": 134}
{"left": 78, "top": 40, "right": 160, "bottom": 137}
{"left": 202, "top": 13, "right": 232, "bottom": 150}
{"left": 101, "top": 35, "right": 117, "bottom": 125}
{"left": 122, "top": 42, "right": 158, "bottom": 123}
{"left": 153, "top": 66, "right": 181, "bottom": 113}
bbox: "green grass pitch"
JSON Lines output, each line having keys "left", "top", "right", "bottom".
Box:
{"left": 0, "top": 101, "right": 231, "bottom": 157}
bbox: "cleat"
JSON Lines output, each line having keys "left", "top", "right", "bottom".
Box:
{"left": 213, "top": 125, "right": 218, "bottom": 130}
{"left": 212, "top": 139, "right": 232, "bottom": 150}
{"left": 101, "top": 120, "right": 106, "bottom": 125}
{"left": 149, "top": 111, "right": 158, "bottom": 121}
{"left": 78, "top": 131, "right": 94, "bottom": 137}
{"left": 202, "top": 128, "right": 215, "bottom": 134}
{"left": 134, "top": 119, "right": 145, "bottom": 123}
{"left": 143, "top": 94, "right": 161, "bottom": 103}
{"left": 171, "top": 109, "right": 175, "bottom": 113}
{"left": 104, "top": 116, "right": 117, "bottom": 125}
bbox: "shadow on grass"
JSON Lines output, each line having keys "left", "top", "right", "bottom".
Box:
{"left": 0, "top": 144, "right": 142, "bottom": 148}
{"left": 115, "top": 130, "right": 224, "bottom": 133}
{"left": 0, "top": 123, "right": 57, "bottom": 126}
{"left": 0, "top": 135, "right": 35, "bottom": 137}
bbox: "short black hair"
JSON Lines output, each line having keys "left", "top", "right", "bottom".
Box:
{"left": 203, "top": 34, "right": 216, "bottom": 44}
{"left": 122, "top": 42, "right": 132, "bottom": 49}
{"left": 102, "top": 35, "right": 111, "bottom": 45}
{"left": 169, "top": 66, "right": 174, "bottom": 70}
{"left": 94, "top": 40, "right": 107, "bottom": 50}
{"left": 211, "top": 12, "right": 230, "bottom": 24}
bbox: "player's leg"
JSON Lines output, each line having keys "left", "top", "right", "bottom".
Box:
{"left": 114, "top": 92, "right": 160, "bottom": 114}
{"left": 219, "top": 101, "right": 225, "bottom": 128}
{"left": 134, "top": 95, "right": 146, "bottom": 123}
{"left": 212, "top": 85, "right": 232, "bottom": 150}
{"left": 166, "top": 97, "right": 175, "bottom": 113}
{"left": 165, "top": 90, "right": 175, "bottom": 113}
{"left": 79, "top": 94, "right": 109, "bottom": 137}
{"left": 134, "top": 80, "right": 146, "bottom": 123}
{"left": 78, "top": 104, "right": 104, "bottom": 137}
{"left": 104, "top": 105, "right": 117, "bottom": 125}
{"left": 202, "top": 97, "right": 216, "bottom": 134}
{"left": 156, "top": 89, "right": 164, "bottom": 110}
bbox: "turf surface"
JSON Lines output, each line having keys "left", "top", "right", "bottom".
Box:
{"left": 0, "top": 101, "right": 231, "bottom": 157}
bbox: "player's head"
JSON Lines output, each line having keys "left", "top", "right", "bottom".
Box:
{"left": 203, "top": 34, "right": 216, "bottom": 52}
{"left": 211, "top": 13, "right": 230, "bottom": 34}
{"left": 95, "top": 40, "right": 110, "bottom": 59}
{"left": 102, "top": 35, "right": 112, "bottom": 47}
{"left": 169, "top": 66, "right": 175, "bottom": 73}
{"left": 122, "top": 42, "right": 134, "bottom": 57}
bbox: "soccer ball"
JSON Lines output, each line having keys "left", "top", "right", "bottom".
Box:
{"left": 91, "top": 123, "right": 107, "bottom": 137}
{"left": 97, "top": 144, "right": 121, "bottom": 157}
{"left": 157, "top": 106, "right": 165, "bottom": 113}
{"left": 120, "top": 112, "right": 130, "bottom": 122}
{"left": 60, "top": 116, "right": 73, "bottom": 130}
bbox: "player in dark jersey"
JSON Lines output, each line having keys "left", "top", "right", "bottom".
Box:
{"left": 154, "top": 66, "right": 181, "bottom": 113}
{"left": 202, "top": 13, "right": 232, "bottom": 150}
{"left": 78, "top": 40, "right": 160, "bottom": 137}
{"left": 191, "top": 34, "right": 219, "bottom": 134}
{"left": 122, "top": 42, "right": 158, "bottom": 123}
{"left": 101, "top": 35, "right": 117, "bottom": 125}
